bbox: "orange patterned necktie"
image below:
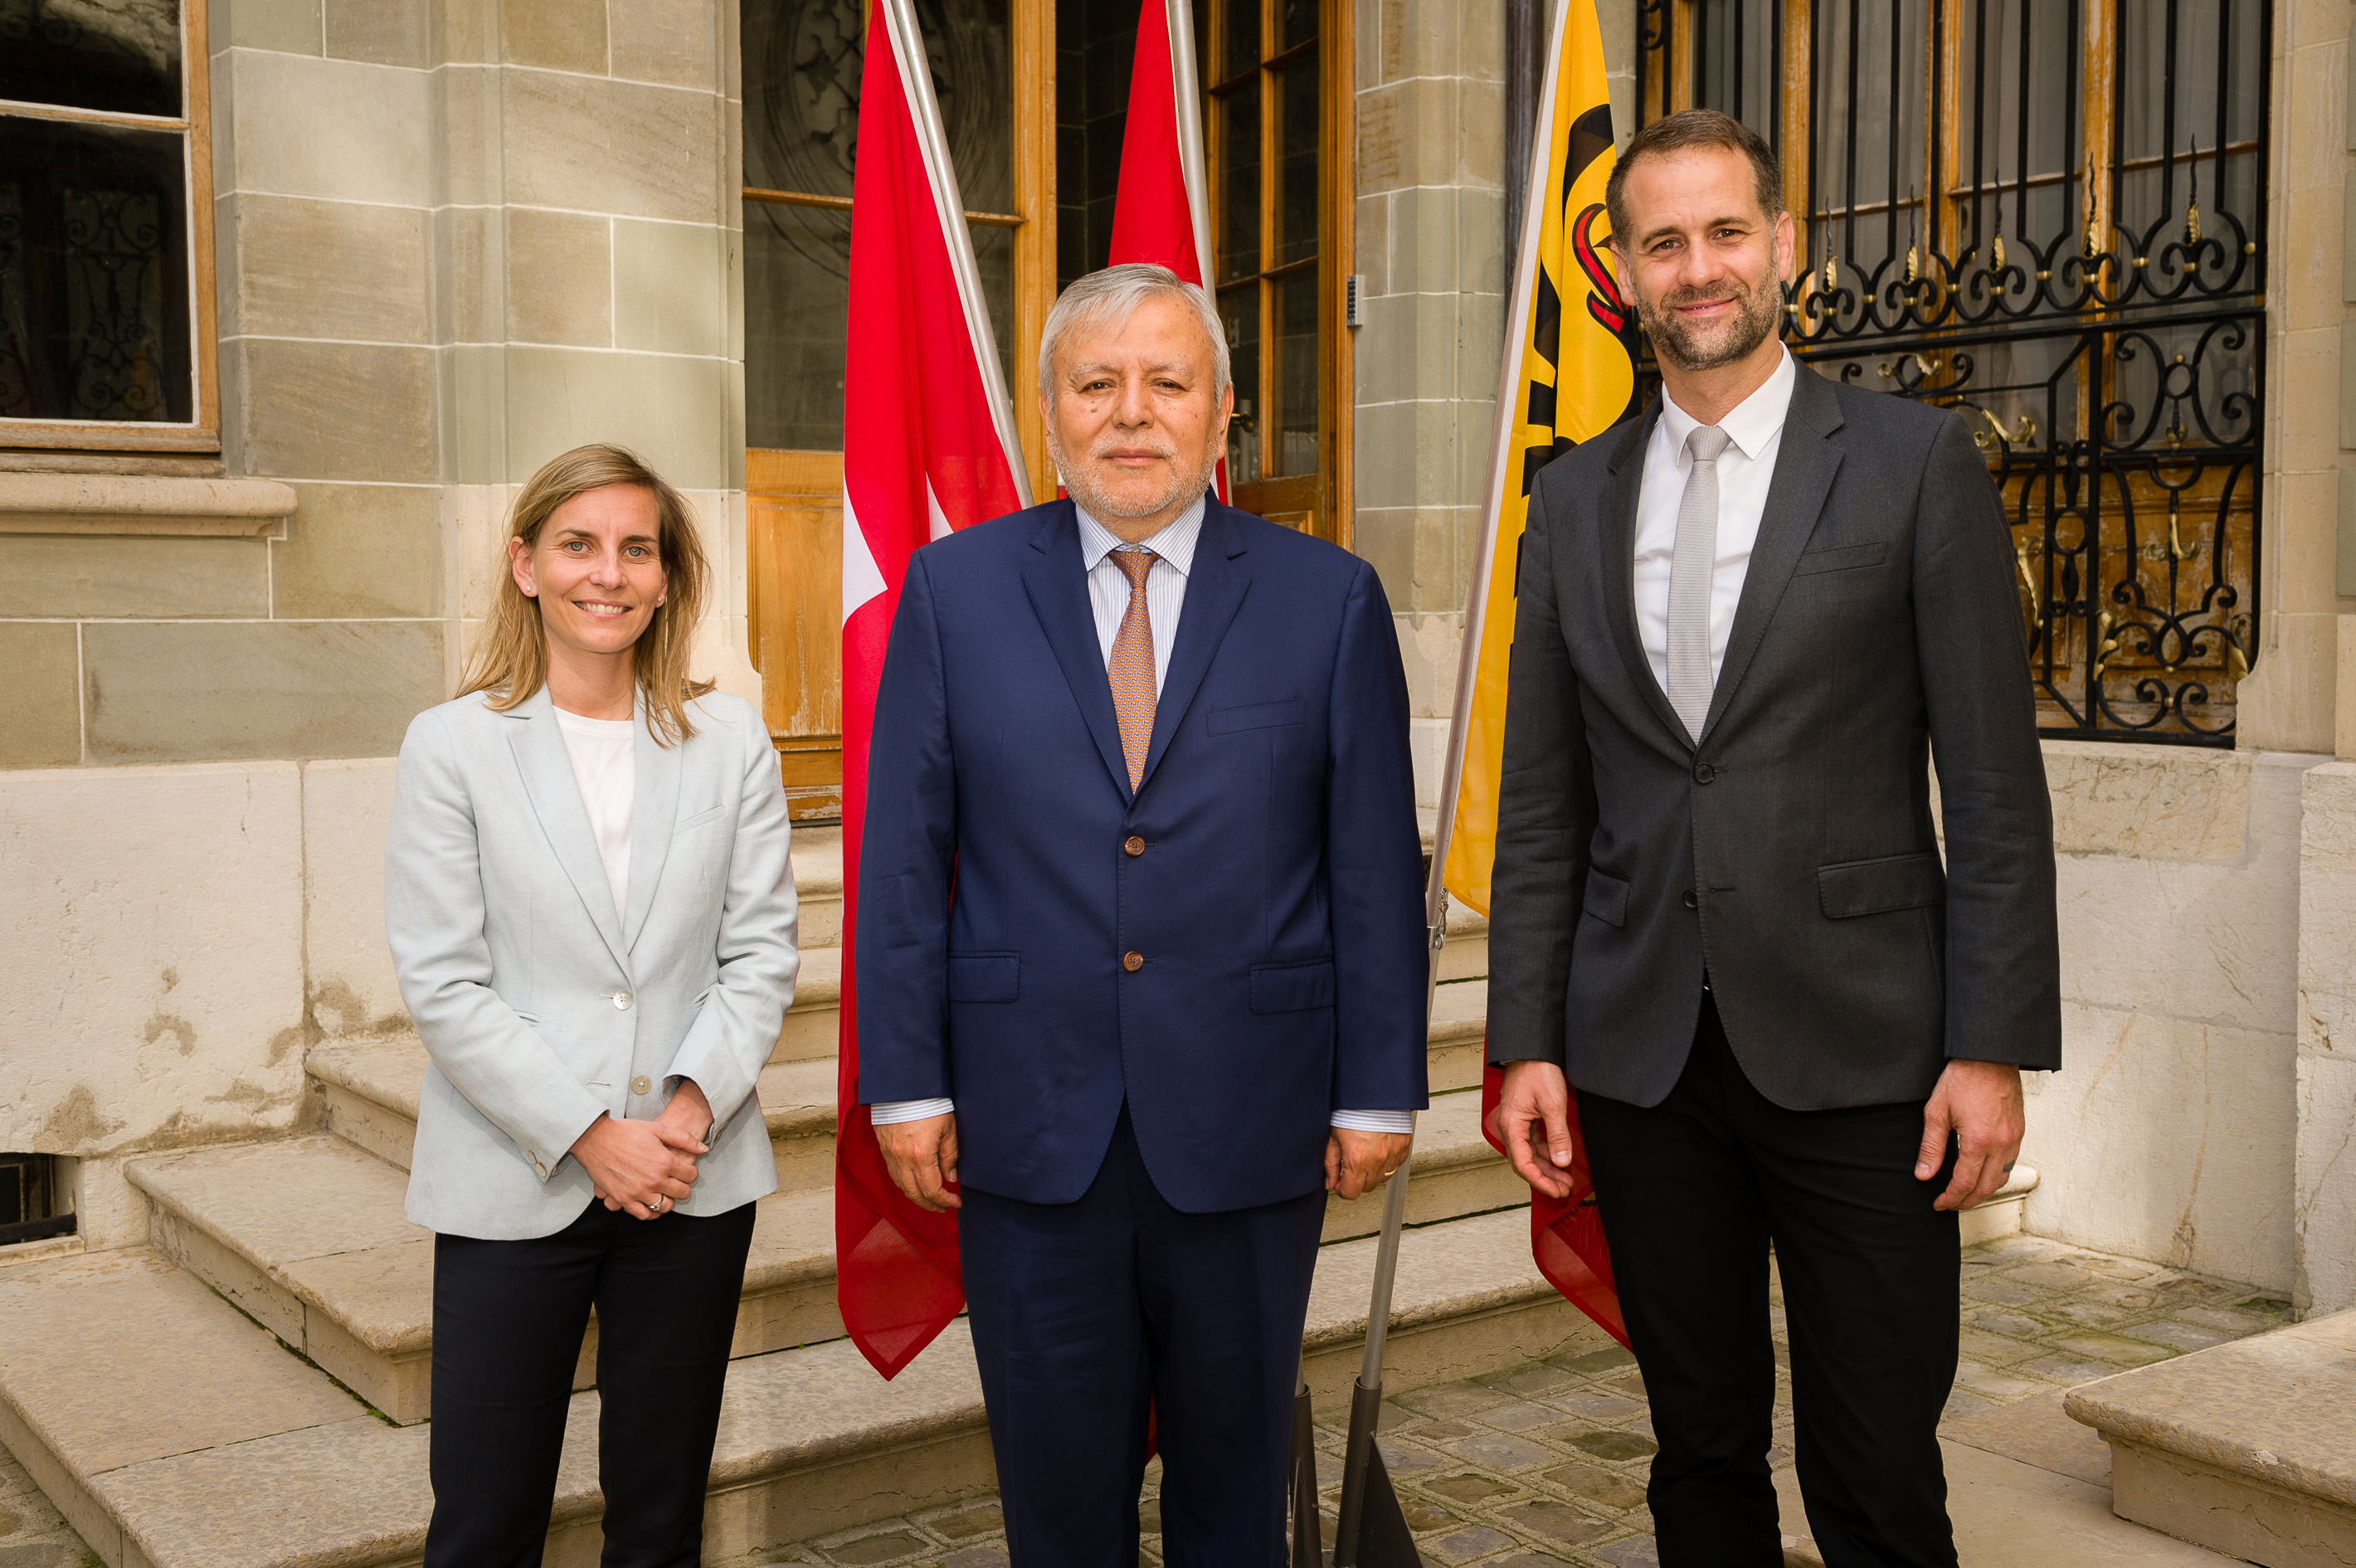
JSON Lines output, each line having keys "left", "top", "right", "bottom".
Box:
{"left": 1107, "top": 545, "right": 1161, "bottom": 788}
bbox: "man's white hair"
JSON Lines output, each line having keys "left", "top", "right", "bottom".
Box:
{"left": 1035, "top": 263, "right": 1231, "bottom": 403}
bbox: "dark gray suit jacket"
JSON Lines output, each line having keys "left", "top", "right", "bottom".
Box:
{"left": 1485, "top": 363, "right": 2062, "bottom": 1111}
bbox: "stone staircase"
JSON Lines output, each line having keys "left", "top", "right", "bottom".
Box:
{"left": 0, "top": 828, "right": 1609, "bottom": 1568}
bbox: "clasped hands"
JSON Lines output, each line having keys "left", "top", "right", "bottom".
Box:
{"left": 1489, "top": 1056, "right": 2025, "bottom": 1212}
{"left": 875, "top": 1113, "right": 1414, "bottom": 1213}
{"left": 568, "top": 1079, "right": 713, "bottom": 1220}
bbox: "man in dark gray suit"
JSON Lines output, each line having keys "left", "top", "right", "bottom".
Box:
{"left": 1487, "top": 110, "right": 2060, "bottom": 1566}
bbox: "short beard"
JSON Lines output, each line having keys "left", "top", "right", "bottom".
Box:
{"left": 1049, "top": 429, "right": 1214, "bottom": 526}
{"left": 1636, "top": 277, "right": 1784, "bottom": 373}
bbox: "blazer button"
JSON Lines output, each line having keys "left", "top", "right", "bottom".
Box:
{"left": 1122, "top": 951, "right": 1145, "bottom": 972}
{"left": 1683, "top": 889, "right": 1699, "bottom": 909}
{"left": 631, "top": 1074, "right": 653, "bottom": 1095}
{"left": 1123, "top": 835, "right": 1146, "bottom": 857}
{"left": 612, "top": 990, "right": 634, "bottom": 1010}
{"left": 1692, "top": 762, "right": 1716, "bottom": 785}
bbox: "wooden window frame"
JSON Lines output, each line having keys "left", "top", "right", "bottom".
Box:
{"left": 1203, "top": 0, "right": 1354, "bottom": 549}
{"left": 0, "top": 0, "right": 220, "bottom": 458}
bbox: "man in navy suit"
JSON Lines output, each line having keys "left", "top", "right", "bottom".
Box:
{"left": 855, "top": 263, "right": 1429, "bottom": 1564}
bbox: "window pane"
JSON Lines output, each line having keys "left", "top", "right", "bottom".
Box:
{"left": 1273, "top": 268, "right": 1316, "bottom": 475}
{"left": 1691, "top": 0, "right": 1777, "bottom": 149}
{"left": 1274, "top": 50, "right": 1316, "bottom": 267}
{"left": 1219, "top": 85, "right": 1260, "bottom": 280}
{"left": 0, "top": 0, "right": 182, "bottom": 119}
{"left": 1222, "top": 0, "right": 1258, "bottom": 81}
{"left": 1959, "top": 0, "right": 2077, "bottom": 253}
{"left": 738, "top": 0, "right": 1016, "bottom": 450}
{"left": 0, "top": 117, "right": 191, "bottom": 423}
{"left": 743, "top": 199, "right": 851, "bottom": 449}
{"left": 1219, "top": 282, "right": 1259, "bottom": 480}
{"left": 1279, "top": 0, "right": 1312, "bottom": 51}
{"left": 2118, "top": 0, "right": 2264, "bottom": 250}
{"left": 1811, "top": 0, "right": 1925, "bottom": 277}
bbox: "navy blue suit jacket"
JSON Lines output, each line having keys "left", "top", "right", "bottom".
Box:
{"left": 854, "top": 498, "right": 1430, "bottom": 1212}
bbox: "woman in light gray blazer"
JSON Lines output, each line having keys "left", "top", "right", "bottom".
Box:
{"left": 384, "top": 444, "right": 797, "bottom": 1567}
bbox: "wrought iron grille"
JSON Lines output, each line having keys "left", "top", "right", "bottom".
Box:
{"left": 1635, "top": 0, "right": 2268, "bottom": 746}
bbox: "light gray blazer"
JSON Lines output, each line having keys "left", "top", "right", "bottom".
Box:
{"left": 385, "top": 685, "right": 798, "bottom": 1239}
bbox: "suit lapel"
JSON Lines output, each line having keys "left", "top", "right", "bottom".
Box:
{"left": 621, "top": 696, "right": 681, "bottom": 952}
{"left": 1599, "top": 402, "right": 1691, "bottom": 748}
{"left": 1701, "top": 367, "right": 1844, "bottom": 741}
{"left": 1138, "top": 502, "right": 1249, "bottom": 791}
{"left": 1021, "top": 502, "right": 1137, "bottom": 802}
{"left": 505, "top": 688, "right": 630, "bottom": 973}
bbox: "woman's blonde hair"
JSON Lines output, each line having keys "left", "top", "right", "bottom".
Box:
{"left": 458, "top": 444, "right": 715, "bottom": 745}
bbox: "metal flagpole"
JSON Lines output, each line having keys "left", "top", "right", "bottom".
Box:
{"left": 1326, "top": 1, "right": 1578, "bottom": 1560}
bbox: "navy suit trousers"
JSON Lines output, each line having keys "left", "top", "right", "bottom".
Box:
{"left": 960, "top": 1105, "right": 1327, "bottom": 1567}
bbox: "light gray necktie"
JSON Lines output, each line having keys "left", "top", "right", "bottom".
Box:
{"left": 1667, "top": 423, "right": 1734, "bottom": 742}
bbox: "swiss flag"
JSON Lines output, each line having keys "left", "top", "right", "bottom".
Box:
{"left": 835, "top": 0, "right": 1030, "bottom": 1380}
{"left": 1108, "top": 0, "right": 1228, "bottom": 504}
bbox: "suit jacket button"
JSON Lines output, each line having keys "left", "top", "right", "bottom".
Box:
{"left": 631, "top": 1074, "right": 653, "bottom": 1095}
{"left": 1122, "top": 951, "right": 1145, "bottom": 972}
{"left": 612, "top": 990, "right": 634, "bottom": 1010}
{"left": 1692, "top": 762, "right": 1716, "bottom": 784}
{"left": 1123, "top": 835, "right": 1146, "bottom": 857}
{"left": 1683, "top": 889, "right": 1699, "bottom": 909}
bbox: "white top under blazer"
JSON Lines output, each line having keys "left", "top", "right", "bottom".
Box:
{"left": 385, "top": 685, "right": 800, "bottom": 1240}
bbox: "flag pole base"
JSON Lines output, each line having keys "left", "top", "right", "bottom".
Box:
{"left": 1331, "top": 1376, "right": 1420, "bottom": 1568}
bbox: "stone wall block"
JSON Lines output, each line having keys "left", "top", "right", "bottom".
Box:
{"left": 0, "top": 537, "right": 270, "bottom": 621}
{"left": 1456, "top": 76, "right": 1503, "bottom": 189}
{"left": 613, "top": 219, "right": 725, "bottom": 356}
{"left": 2021, "top": 1005, "right": 2297, "bottom": 1293}
{"left": 1454, "top": 293, "right": 1506, "bottom": 410}
{"left": 0, "top": 625, "right": 83, "bottom": 768}
{"left": 1456, "top": 187, "right": 1506, "bottom": 298}
{"left": 1355, "top": 191, "right": 1390, "bottom": 299}
{"left": 2287, "top": 35, "right": 2350, "bottom": 196}
{"left": 82, "top": 623, "right": 445, "bottom": 764}
{"left": 1387, "top": 185, "right": 1462, "bottom": 296}
{"left": 501, "top": 71, "right": 722, "bottom": 224}
{"left": 430, "top": 0, "right": 499, "bottom": 64}
{"left": 1352, "top": 505, "right": 1415, "bottom": 609}
{"left": 502, "top": 347, "right": 732, "bottom": 489}
{"left": 1394, "top": 610, "right": 1464, "bottom": 721}
{"left": 1351, "top": 397, "right": 1420, "bottom": 514}
{"left": 302, "top": 759, "right": 409, "bottom": 1042}
{"left": 2283, "top": 181, "right": 2344, "bottom": 333}
{"left": 212, "top": 0, "right": 323, "bottom": 56}
{"left": 2341, "top": 616, "right": 2356, "bottom": 760}
{"left": 432, "top": 204, "right": 504, "bottom": 343}
{"left": 2271, "top": 467, "right": 2348, "bottom": 616}
{"left": 2042, "top": 742, "right": 2253, "bottom": 860}
{"left": 504, "top": 207, "right": 615, "bottom": 347}
{"left": 1357, "top": 76, "right": 1462, "bottom": 197}
{"left": 225, "top": 338, "right": 436, "bottom": 483}
{"left": 431, "top": 65, "right": 504, "bottom": 207}
{"left": 438, "top": 344, "right": 509, "bottom": 486}
{"left": 325, "top": 0, "right": 428, "bottom": 66}
{"left": 439, "top": 483, "right": 519, "bottom": 627}
{"left": 222, "top": 193, "right": 431, "bottom": 345}
{"left": 1378, "top": 0, "right": 1456, "bottom": 83}
{"left": 2238, "top": 608, "right": 2341, "bottom": 755}
{"left": 221, "top": 51, "right": 431, "bottom": 207}
{"left": 2293, "top": 1049, "right": 2356, "bottom": 1313}
{"left": 1351, "top": 288, "right": 1448, "bottom": 407}
{"left": 274, "top": 484, "right": 443, "bottom": 619}
{"left": 501, "top": 0, "right": 606, "bottom": 73}
{"left": 0, "top": 764, "right": 307, "bottom": 1160}
{"left": 609, "top": 0, "right": 715, "bottom": 89}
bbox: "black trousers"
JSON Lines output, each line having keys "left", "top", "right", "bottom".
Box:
{"left": 960, "top": 1105, "right": 1328, "bottom": 1568}
{"left": 424, "top": 1198, "right": 757, "bottom": 1568}
{"left": 1578, "top": 996, "right": 1960, "bottom": 1568}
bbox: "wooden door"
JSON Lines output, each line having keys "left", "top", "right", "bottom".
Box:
{"left": 747, "top": 450, "right": 845, "bottom": 820}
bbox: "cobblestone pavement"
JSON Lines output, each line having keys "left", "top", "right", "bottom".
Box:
{"left": 0, "top": 1440, "right": 100, "bottom": 1568}
{"left": 729, "top": 1232, "right": 2294, "bottom": 1568}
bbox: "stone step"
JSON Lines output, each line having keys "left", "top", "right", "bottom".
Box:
{"left": 1436, "top": 898, "right": 1490, "bottom": 986}
{"left": 2065, "top": 1307, "right": 2356, "bottom": 1565}
{"left": 315, "top": 976, "right": 1496, "bottom": 1188}
{"left": 0, "top": 1215, "right": 1603, "bottom": 1567}
{"left": 788, "top": 828, "right": 845, "bottom": 950}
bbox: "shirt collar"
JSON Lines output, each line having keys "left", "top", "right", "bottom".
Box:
{"left": 1657, "top": 343, "right": 1797, "bottom": 464}
{"left": 1076, "top": 492, "right": 1206, "bottom": 577}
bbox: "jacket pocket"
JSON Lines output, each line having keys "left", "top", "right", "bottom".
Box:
{"left": 1818, "top": 852, "right": 1946, "bottom": 918}
{"left": 672, "top": 802, "right": 727, "bottom": 834}
{"left": 1249, "top": 958, "right": 1336, "bottom": 1013}
{"left": 1581, "top": 869, "right": 1631, "bottom": 928}
{"left": 947, "top": 952, "right": 1020, "bottom": 1002}
{"left": 1208, "top": 699, "right": 1305, "bottom": 734}
{"left": 1794, "top": 541, "right": 1889, "bottom": 575}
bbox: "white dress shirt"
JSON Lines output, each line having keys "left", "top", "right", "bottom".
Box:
{"left": 1633, "top": 346, "right": 1799, "bottom": 699}
{"left": 872, "top": 493, "right": 1412, "bottom": 1137}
